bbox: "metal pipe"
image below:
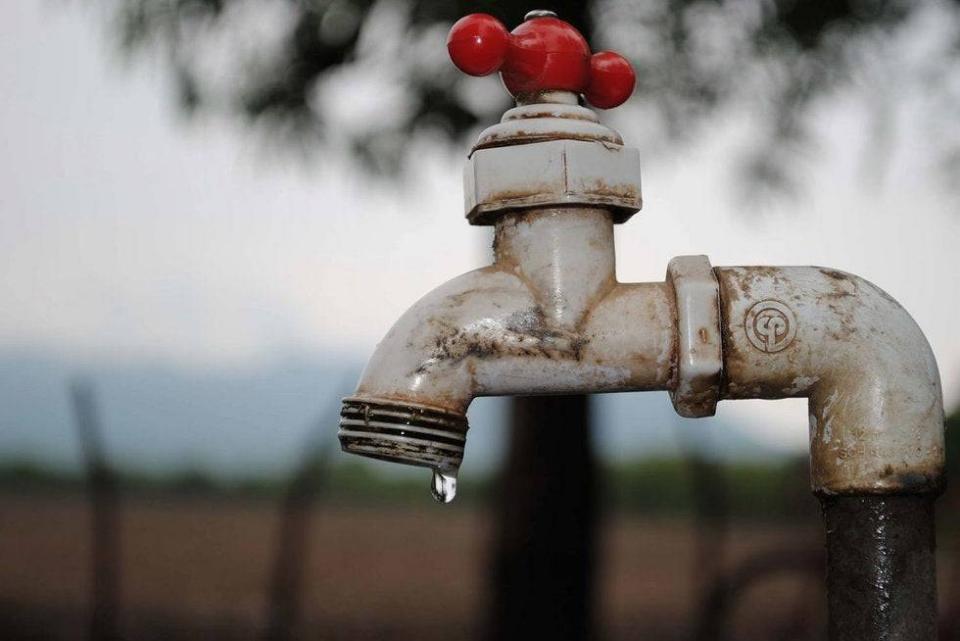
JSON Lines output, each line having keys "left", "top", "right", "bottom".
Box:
{"left": 822, "top": 495, "right": 937, "bottom": 641}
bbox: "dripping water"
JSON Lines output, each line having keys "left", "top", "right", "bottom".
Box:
{"left": 431, "top": 468, "right": 458, "bottom": 504}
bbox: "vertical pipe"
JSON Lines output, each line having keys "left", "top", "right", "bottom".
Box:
{"left": 821, "top": 495, "right": 937, "bottom": 641}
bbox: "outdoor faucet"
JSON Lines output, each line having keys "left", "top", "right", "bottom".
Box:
{"left": 338, "top": 11, "right": 945, "bottom": 639}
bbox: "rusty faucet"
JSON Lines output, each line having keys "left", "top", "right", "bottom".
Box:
{"left": 338, "top": 11, "right": 945, "bottom": 639}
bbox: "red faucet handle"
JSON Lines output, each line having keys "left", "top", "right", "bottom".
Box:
{"left": 585, "top": 51, "right": 636, "bottom": 110}
{"left": 446, "top": 13, "right": 511, "bottom": 77}
{"left": 446, "top": 12, "right": 636, "bottom": 109}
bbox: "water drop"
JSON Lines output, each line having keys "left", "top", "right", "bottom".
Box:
{"left": 431, "top": 468, "right": 458, "bottom": 504}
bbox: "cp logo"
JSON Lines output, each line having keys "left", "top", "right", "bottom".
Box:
{"left": 745, "top": 300, "right": 797, "bottom": 353}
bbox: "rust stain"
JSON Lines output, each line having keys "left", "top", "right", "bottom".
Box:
{"left": 585, "top": 178, "right": 639, "bottom": 201}
{"left": 504, "top": 104, "right": 601, "bottom": 122}
{"left": 413, "top": 306, "right": 589, "bottom": 376}
{"left": 444, "top": 288, "right": 481, "bottom": 308}
{"left": 472, "top": 131, "right": 619, "bottom": 153}
{"left": 485, "top": 184, "right": 557, "bottom": 204}
{"left": 819, "top": 268, "right": 849, "bottom": 281}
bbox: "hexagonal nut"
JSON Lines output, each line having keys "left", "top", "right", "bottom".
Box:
{"left": 464, "top": 139, "right": 642, "bottom": 225}
{"left": 666, "top": 255, "right": 723, "bottom": 418}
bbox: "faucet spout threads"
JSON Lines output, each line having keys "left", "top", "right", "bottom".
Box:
{"left": 338, "top": 397, "right": 469, "bottom": 472}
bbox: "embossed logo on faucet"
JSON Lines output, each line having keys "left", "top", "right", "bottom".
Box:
{"left": 745, "top": 300, "right": 797, "bottom": 353}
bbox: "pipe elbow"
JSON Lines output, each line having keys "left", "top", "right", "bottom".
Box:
{"left": 717, "top": 266, "right": 945, "bottom": 495}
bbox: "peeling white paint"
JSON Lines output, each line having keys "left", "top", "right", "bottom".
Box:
{"left": 785, "top": 375, "right": 820, "bottom": 396}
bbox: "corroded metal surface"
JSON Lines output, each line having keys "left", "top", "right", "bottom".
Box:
{"left": 666, "top": 255, "right": 722, "bottom": 418}
{"left": 822, "top": 495, "right": 937, "bottom": 641}
{"left": 464, "top": 91, "right": 641, "bottom": 225}
{"left": 472, "top": 102, "right": 623, "bottom": 151}
{"left": 465, "top": 140, "right": 642, "bottom": 225}
{"left": 338, "top": 397, "right": 468, "bottom": 472}
{"left": 715, "top": 266, "right": 945, "bottom": 495}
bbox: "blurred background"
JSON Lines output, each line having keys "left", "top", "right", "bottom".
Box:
{"left": 1, "top": 1, "right": 959, "bottom": 640}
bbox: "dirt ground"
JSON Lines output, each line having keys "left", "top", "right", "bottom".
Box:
{"left": 0, "top": 492, "right": 944, "bottom": 640}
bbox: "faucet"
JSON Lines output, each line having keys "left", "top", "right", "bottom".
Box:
{"left": 338, "top": 11, "right": 945, "bottom": 640}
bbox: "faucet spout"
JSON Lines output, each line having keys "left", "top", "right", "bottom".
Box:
{"left": 339, "top": 206, "right": 675, "bottom": 474}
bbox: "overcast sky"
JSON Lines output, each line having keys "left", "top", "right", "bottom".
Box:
{"left": 1, "top": 2, "right": 958, "bottom": 464}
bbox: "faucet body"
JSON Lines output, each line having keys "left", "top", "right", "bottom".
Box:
{"left": 350, "top": 207, "right": 673, "bottom": 412}
{"left": 340, "top": 14, "right": 946, "bottom": 638}
{"left": 340, "top": 206, "right": 674, "bottom": 472}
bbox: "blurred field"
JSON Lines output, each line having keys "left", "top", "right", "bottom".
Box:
{"left": 0, "top": 491, "right": 839, "bottom": 640}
